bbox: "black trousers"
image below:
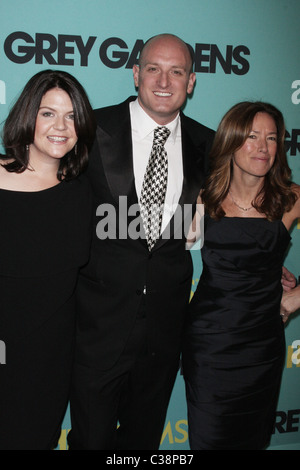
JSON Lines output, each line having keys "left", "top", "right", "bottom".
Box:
{"left": 68, "top": 300, "right": 180, "bottom": 450}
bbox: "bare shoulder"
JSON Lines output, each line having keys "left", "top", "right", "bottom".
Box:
{"left": 291, "top": 183, "right": 300, "bottom": 198}
{"left": 290, "top": 183, "right": 300, "bottom": 210}
{"left": 283, "top": 183, "right": 300, "bottom": 230}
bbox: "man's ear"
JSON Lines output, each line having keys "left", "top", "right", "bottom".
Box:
{"left": 187, "top": 72, "right": 196, "bottom": 95}
{"left": 133, "top": 64, "right": 140, "bottom": 88}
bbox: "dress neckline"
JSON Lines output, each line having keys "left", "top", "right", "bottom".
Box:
{"left": 214, "top": 215, "right": 290, "bottom": 237}
{"left": 0, "top": 181, "right": 64, "bottom": 194}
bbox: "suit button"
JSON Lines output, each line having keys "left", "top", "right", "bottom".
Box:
{"left": 136, "top": 289, "right": 142, "bottom": 295}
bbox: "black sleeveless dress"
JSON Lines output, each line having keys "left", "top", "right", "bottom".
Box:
{"left": 183, "top": 215, "right": 290, "bottom": 450}
{"left": 0, "top": 178, "right": 92, "bottom": 449}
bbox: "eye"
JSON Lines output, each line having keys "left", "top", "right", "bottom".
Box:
{"left": 41, "top": 111, "right": 53, "bottom": 117}
{"left": 146, "top": 66, "right": 158, "bottom": 73}
{"left": 66, "top": 113, "right": 75, "bottom": 120}
{"left": 172, "top": 69, "right": 184, "bottom": 76}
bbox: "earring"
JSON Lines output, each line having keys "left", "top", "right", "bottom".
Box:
{"left": 26, "top": 144, "right": 29, "bottom": 151}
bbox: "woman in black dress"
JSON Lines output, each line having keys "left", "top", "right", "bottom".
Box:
{"left": 183, "top": 101, "right": 300, "bottom": 450}
{"left": 0, "top": 70, "right": 96, "bottom": 449}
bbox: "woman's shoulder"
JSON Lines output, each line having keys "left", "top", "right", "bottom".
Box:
{"left": 282, "top": 183, "right": 300, "bottom": 230}
{"left": 291, "top": 182, "right": 300, "bottom": 196}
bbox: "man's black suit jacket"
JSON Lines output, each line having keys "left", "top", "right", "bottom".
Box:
{"left": 75, "top": 97, "right": 215, "bottom": 370}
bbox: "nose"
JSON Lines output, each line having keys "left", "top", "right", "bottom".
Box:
{"left": 258, "top": 137, "right": 268, "bottom": 153}
{"left": 53, "top": 115, "right": 67, "bottom": 130}
{"left": 157, "top": 71, "right": 170, "bottom": 88}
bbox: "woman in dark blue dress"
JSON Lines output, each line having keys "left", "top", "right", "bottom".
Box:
{"left": 183, "top": 101, "right": 300, "bottom": 450}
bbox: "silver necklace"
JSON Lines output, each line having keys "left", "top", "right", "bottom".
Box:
{"left": 229, "top": 190, "right": 254, "bottom": 212}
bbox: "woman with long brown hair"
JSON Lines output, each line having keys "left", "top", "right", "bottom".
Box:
{"left": 183, "top": 101, "right": 300, "bottom": 450}
{"left": 0, "top": 70, "right": 96, "bottom": 449}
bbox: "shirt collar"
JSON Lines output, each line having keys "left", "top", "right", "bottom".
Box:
{"left": 130, "top": 98, "right": 180, "bottom": 144}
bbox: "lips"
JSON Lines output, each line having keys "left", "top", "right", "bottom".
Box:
{"left": 47, "top": 136, "right": 68, "bottom": 143}
{"left": 153, "top": 91, "right": 172, "bottom": 97}
{"left": 253, "top": 156, "right": 269, "bottom": 161}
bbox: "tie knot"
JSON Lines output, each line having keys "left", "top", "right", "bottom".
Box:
{"left": 153, "top": 126, "right": 170, "bottom": 146}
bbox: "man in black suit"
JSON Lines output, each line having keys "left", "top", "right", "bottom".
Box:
{"left": 68, "top": 33, "right": 215, "bottom": 450}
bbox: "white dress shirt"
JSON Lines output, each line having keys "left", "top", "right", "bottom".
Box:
{"left": 130, "top": 99, "right": 183, "bottom": 232}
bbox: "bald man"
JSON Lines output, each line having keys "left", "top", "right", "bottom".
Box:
{"left": 68, "top": 33, "right": 215, "bottom": 450}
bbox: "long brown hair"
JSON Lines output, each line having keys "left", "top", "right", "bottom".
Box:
{"left": 202, "top": 101, "right": 297, "bottom": 220}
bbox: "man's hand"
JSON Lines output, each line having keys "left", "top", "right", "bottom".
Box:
{"left": 281, "top": 266, "right": 297, "bottom": 292}
{"left": 280, "top": 285, "right": 300, "bottom": 323}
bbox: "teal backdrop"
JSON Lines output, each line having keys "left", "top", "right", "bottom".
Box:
{"left": 0, "top": 0, "right": 299, "bottom": 451}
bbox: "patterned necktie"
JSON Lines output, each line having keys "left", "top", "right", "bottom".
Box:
{"left": 140, "top": 126, "right": 171, "bottom": 251}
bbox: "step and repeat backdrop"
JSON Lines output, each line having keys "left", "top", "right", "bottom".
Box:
{"left": 0, "top": 0, "right": 299, "bottom": 451}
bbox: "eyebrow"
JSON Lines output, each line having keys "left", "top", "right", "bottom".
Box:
{"left": 251, "top": 129, "right": 277, "bottom": 134}
{"left": 144, "top": 62, "right": 188, "bottom": 70}
{"left": 39, "top": 106, "right": 74, "bottom": 112}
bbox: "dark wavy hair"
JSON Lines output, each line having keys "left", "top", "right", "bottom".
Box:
{"left": 1, "top": 69, "right": 96, "bottom": 180}
{"left": 202, "top": 101, "right": 297, "bottom": 220}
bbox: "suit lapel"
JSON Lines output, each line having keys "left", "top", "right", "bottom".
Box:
{"left": 98, "top": 98, "right": 138, "bottom": 206}
{"left": 154, "top": 113, "right": 205, "bottom": 250}
{"left": 178, "top": 116, "right": 205, "bottom": 207}
{"left": 97, "top": 98, "right": 147, "bottom": 245}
